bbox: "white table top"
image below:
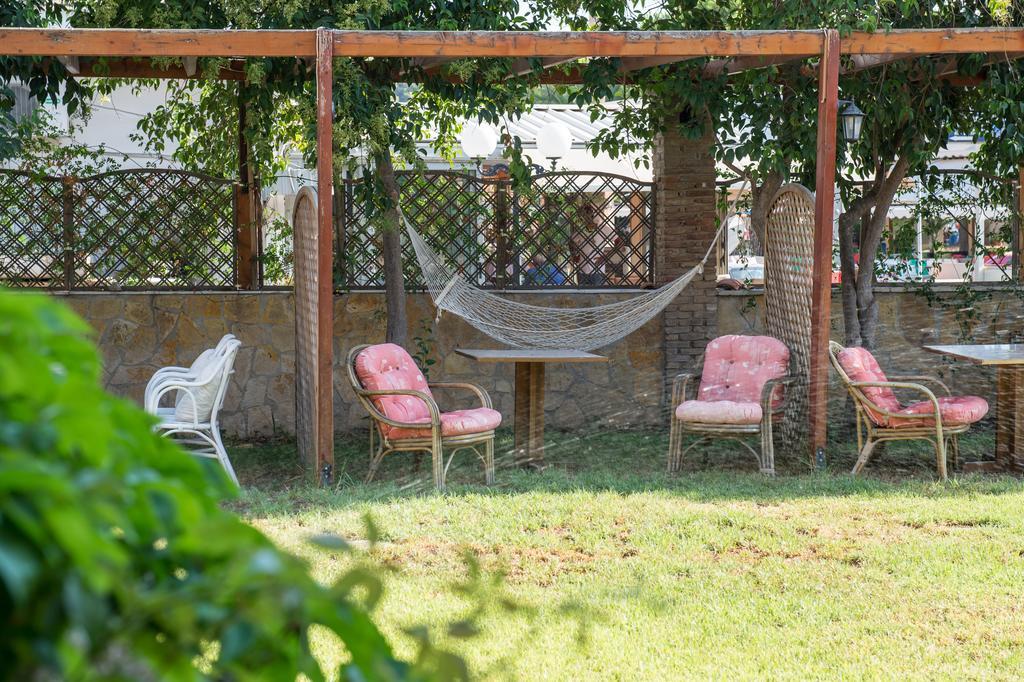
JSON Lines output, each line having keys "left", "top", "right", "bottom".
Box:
{"left": 924, "top": 344, "right": 1024, "bottom": 366}
{"left": 455, "top": 348, "right": 608, "bottom": 363}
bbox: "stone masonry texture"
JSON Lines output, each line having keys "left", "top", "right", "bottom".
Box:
{"left": 59, "top": 291, "right": 665, "bottom": 439}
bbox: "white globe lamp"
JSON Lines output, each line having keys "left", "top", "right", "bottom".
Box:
{"left": 458, "top": 121, "right": 499, "bottom": 161}
{"left": 535, "top": 121, "right": 573, "bottom": 170}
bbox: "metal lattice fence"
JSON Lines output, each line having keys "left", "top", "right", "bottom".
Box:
{"left": 338, "top": 170, "right": 655, "bottom": 290}
{"left": 0, "top": 169, "right": 238, "bottom": 290}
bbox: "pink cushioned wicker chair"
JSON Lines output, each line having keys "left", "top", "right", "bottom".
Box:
{"left": 347, "top": 343, "right": 500, "bottom": 491}
{"left": 829, "top": 341, "right": 988, "bottom": 479}
{"left": 668, "top": 335, "right": 793, "bottom": 475}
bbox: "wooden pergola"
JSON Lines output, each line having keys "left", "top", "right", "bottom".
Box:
{"left": 4, "top": 26, "right": 1022, "bottom": 481}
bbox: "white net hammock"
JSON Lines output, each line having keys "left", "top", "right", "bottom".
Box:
{"left": 405, "top": 214, "right": 724, "bottom": 351}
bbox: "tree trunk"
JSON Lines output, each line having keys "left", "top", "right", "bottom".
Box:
{"left": 748, "top": 170, "right": 784, "bottom": 247}
{"left": 836, "top": 155, "right": 912, "bottom": 349}
{"left": 377, "top": 153, "right": 408, "bottom": 347}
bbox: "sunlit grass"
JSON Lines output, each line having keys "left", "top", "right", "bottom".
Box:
{"left": 228, "top": 425, "right": 1024, "bottom": 679}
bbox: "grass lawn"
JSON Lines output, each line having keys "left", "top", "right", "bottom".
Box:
{"left": 228, "top": 426, "right": 1024, "bottom": 679}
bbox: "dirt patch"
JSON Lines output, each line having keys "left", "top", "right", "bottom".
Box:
{"left": 372, "top": 538, "right": 596, "bottom": 587}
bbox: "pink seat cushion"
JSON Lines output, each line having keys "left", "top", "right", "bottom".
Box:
{"left": 387, "top": 407, "right": 502, "bottom": 440}
{"left": 697, "top": 335, "right": 790, "bottom": 406}
{"left": 354, "top": 343, "right": 501, "bottom": 439}
{"left": 895, "top": 396, "right": 989, "bottom": 428}
{"left": 837, "top": 346, "right": 988, "bottom": 427}
{"left": 676, "top": 400, "right": 762, "bottom": 425}
{"left": 836, "top": 346, "right": 902, "bottom": 424}
{"left": 355, "top": 344, "right": 434, "bottom": 431}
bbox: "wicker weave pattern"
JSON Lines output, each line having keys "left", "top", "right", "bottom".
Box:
{"left": 292, "top": 188, "right": 319, "bottom": 471}
{"left": 764, "top": 184, "right": 815, "bottom": 458}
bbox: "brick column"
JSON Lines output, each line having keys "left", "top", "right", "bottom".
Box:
{"left": 654, "top": 118, "right": 718, "bottom": 381}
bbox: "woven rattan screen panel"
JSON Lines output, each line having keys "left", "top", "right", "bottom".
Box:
{"left": 764, "top": 184, "right": 815, "bottom": 460}
{"left": 292, "top": 187, "right": 319, "bottom": 471}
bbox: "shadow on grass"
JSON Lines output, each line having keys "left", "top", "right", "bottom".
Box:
{"left": 226, "top": 422, "right": 1023, "bottom": 514}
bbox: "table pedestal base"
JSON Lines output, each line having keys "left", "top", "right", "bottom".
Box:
{"left": 514, "top": 362, "right": 545, "bottom": 468}
{"left": 961, "top": 365, "right": 1024, "bottom": 474}
{"left": 993, "top": 365, "right": 1024, "bottom": 472}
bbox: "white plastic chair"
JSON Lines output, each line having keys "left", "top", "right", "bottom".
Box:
{"left": 145, "top": 337, "right": 242, "bottom": 485}
{"left": 144, "top": 334, "right": 236, "bottom": 393}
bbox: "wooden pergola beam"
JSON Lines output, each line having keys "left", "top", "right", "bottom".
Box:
{"left": 704, "top": 54, "right": 807, "bottom": 75}
{"left": 844, "top": 53, "right": 914, "bottom": 73}
{"left": 5, "top": 27, "right": 1022, "bottom": 62}
{"left": 331, "top": 30, "right": 826, "bottom": 58}
{"left": 618, "top": 54, "right": 806, "bottom": 77}
{"left": 0, "top": 28, "right": 317, "bottom": 57}
{"left": 74, "top": 57, "right": 248, "bottom": 80}
{"left": 509, "top": 56, "right": 577, "bottom": 77}
{"left": 843, "top": 28, "right": 1024, "bottom": 55}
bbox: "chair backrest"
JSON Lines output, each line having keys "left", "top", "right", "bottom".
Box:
{"left": 208, "top": 339, "right": 241, "bottom": 424}
{"left": 349, "top": 343, "right": 433, "bottom": 426}
{"left": 827, "top": 341, "right": 900, "bottom": 423}
{"left": 698, "top": 335, "right": 789, "bottom": 404}
{"left": 174, "top": 339, "right": 241, "bottom": 424}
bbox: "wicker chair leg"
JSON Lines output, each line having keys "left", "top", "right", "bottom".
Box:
{"left": 432, "top": 433, "right": 445, "bottom": 491}
{"left": 934, "top": 437, "right": 948, "bottom": 481}
{"left": 366, "top": 447, "right": 386, "bottom": 483}
{"left": 759, "top": 425, "right": 776, "bottom": 476}
{"left": 949, "top": 435, "right": 960, "bottom": 471}
{"left": 851, "top": 438, "right": 877, "bottom": 475}
{"left": 667, "top": 413, "right": 684, "bottom": 473}
{"left": 484, "top": 438, "right": 495, "bottom": 485}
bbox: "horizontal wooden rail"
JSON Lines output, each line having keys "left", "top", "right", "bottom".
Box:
{"left": 330, "top": 30, "right": 826, "bottom": 58}
{"left": 843, "top": 28, "right": 1024, "bottom": 55}
{"left": 0, "top": 27, "right": 1022, "bottom": 61}
{"left": 0, "top": 28, "right": 317, "bottom": 57}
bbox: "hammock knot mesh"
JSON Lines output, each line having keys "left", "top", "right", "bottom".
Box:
{"left": 405, "top": 215, "right": 722, "bottom": 351}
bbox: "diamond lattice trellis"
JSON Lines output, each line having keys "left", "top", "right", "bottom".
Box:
{"left": 0, "top": 168, "right": 237, "bottom": 290}
{"left": 338, "top": 170, "right": 655, "bottom": 290}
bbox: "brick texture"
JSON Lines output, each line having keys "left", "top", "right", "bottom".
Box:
{"left": 653, "top": 120, "right": 719, "bottom": 380}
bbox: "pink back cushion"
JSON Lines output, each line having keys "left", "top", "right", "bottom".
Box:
{"left": 354, "top": 344, "right": 433, "bottom": 425}
{"left": 836, "top": 347, "right": 901, "bottom": 416}
{"left": 698, "top": 335, "right": 789, "bottom": 404}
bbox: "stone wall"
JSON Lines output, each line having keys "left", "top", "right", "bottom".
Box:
{"left": 60, "top": 291, "right": 665, "bottom": 439}
{"left": 717, "top": 285, "right": 1024, "bottom": 405}
{"left": 654, "top": 118, "right": 719, "bottom": 379}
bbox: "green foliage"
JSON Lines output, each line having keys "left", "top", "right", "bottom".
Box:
{"left": 0, "top": 290, "right": 461, "bottom": 679}
{"left": 6, "top": 107, "right": 124, "bottom": 177}
{"left": 410, "top": 318, "right": 438, "bottom": 379}
{"left": 0, "top": 1, "right": 92, "bottom": 161}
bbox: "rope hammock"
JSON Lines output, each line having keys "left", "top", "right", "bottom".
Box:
{"left": 404, "top": 212, "right": 725, "bottom": 351}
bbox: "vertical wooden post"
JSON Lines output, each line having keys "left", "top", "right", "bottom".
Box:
{"left": 315, "top": 27, "right": 335, "bottom": 485}
{"left": 629, "top": 191, "right": 643, "bottom": 284}
{"left": 808, "top": 29, "right": 840, "bottom": 467}
{"left": 495, "top": 180, "right": 509, "bottom": 288}
{"left": 62, "top": 177, "right": 75, "bottom": 291}
{"left": 1015, "top": 165, "right": 1023, "bottom": 282}
{"left": 236, "top": 88, "right": 258, "bottom": 289}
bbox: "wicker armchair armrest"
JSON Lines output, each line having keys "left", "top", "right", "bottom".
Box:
{"left": 429, "top": 381, "right": 493, "bottom": 409}
{"left": 671, "top": 372, "right": 699, "bottom": 406}
{"left": 760, "top": 375, "right": 796, "bottom": 414}
{"left": 849, "top": 380, "right": 943, "bottom": 426}
{"left": 355, "top": 387, "right": 442, "bottom": 430}
{"left": 886, "top": 375, "right": 952, "bottom": 397}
